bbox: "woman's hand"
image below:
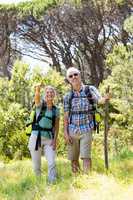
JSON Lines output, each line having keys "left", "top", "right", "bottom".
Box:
{"left": 34, "top": 83, "right": 45, "bottom": 92}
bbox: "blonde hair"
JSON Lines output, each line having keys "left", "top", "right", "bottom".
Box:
{"left": 44, "top": 85, "right": 56, "bottom": 96}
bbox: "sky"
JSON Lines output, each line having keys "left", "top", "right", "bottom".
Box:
{"left": 0, "top": 0, "right": 29, "bottom": 4}
{"left": 22, "top": 55, "right": 50, "bottom": 73}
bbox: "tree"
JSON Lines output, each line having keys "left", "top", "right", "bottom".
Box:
{"left": 100, "top": 44, "right": 133, "bottom": 154}
{"left": 0, "top": 0, "right": 133, "bottom": 85}
{"left": 0, "top": 0, "right": 58, "bottom": 79}
{"left": 15, "top": 0, "right": 133, "bottom": 86}
{"left": 0, "top": 5, "right": 20, "bottom": 79}
{"left": 9, "top": 60, "right": 31, "bottom": 108}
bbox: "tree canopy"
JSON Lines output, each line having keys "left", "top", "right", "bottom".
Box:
{"left": 0, "top": 0, "right": 132, "bottom": 85}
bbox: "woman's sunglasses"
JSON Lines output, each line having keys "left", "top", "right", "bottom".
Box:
{"left": 68, "top": 73, "right": 79, "bottom": 78}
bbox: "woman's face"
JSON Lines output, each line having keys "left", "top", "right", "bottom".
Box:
{"left": 45, "top": 88, "right": 55, "bottom": 102}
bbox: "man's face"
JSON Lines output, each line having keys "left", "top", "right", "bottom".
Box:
{"left": 67, "top": 72, "right": 81, "bottom": 86}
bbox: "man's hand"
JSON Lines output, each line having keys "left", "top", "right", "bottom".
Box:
{"left": 64, "top": 133, "right": 73, "bottom": 145}
{"left": 103, "top": 93, "right": 111, "bottom": 102}
{"left": 98, "top": 93, "right": 111, "bottom": 104}
{"left": 50, "top": 139, "right": 57, "bottom": 150}
{"left": 64, "top": 113, "right": 72, "bottom": 144}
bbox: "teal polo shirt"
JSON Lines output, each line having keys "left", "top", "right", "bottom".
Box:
{"left": 32, "top": 105, "right": 60, "bottom": 139}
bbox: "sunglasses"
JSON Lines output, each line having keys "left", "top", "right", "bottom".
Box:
{"left": 68, "top": 73, "right": 79, "bottom": 78}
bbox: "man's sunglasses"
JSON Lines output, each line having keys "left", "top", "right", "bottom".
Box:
{"left": 68, "top": 73, "right": 79, "bottom": 78}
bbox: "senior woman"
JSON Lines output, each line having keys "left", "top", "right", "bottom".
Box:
{"left": 28, "top": 85, "right": 60, "bottom": 183}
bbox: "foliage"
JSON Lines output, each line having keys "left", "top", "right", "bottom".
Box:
{"left": 0, "top": 60, "right": 68, "bottom": 160}
{"left": 0, "top": 78, "right": 10, "bottom": 108}
{"left": 0, "top": 103, "right": 28, "bottom": 160}
{"left": 100, "top": 44, "right": 133, "bottom": 155}
{"left": 0, "top": 0, "right": 58, "bottom": 17}
{"left": 9, "top": 60, "right": 31, "bottom": 108}
{"left": 30, "top": 67, "right": 68, "bottom": 103}
{"left": 124, "top": 15, "right": 133, "bottom": 34}
{"left": 17, "top": 0, "right": 59, "bottom": 18}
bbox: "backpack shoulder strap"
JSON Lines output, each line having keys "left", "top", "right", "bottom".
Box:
{"left": 68, "top": 90, "right": 74, "bottom": 113}
{"left": 52, "top": 105, "right": 57, "bottom": 116}
{"left": 84, "top": 85, "right": 94, "bottom": 105}
{"left": 42, "top": 100, "right": 47, "bottom": 109}
{"left": 52, "top": 105, "right": 57, "bottom": 127}
{"left": 84, "top": 85, "right": 92, "bottom": 97}
{"left": 84, "top": 85, "right": 97, "bottom": 130}
{"left": 36, "top": 101, "right": 47, "bottom": 123}
{"left": 68, "top": 90, "right": 76, "bottom": 124}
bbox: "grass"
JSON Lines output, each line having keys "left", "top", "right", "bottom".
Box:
{"left": 0, "top": 151, "right": 133, "bottom": 200}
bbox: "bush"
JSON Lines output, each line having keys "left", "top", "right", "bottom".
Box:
{"left": 0, "top": 103, "right": 29, "bottom": 159}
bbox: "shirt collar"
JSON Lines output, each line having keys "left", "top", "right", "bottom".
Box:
{"left": 72, "top": 83, "right": 85, "bottom": 92}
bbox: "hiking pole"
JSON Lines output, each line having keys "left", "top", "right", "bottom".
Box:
{"left": 104, "top": 86, "right": 110, "bottom": 170}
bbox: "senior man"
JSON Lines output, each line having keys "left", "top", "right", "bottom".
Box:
{"left": 64, "top": 67, "right": 110, "bottom": 173}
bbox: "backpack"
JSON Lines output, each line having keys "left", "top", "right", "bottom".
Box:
{"left": 34, "top": 101, "right": 56, "bottom": 127}
{"left": 68, "top": 85, "right": 101, "bottom": 133}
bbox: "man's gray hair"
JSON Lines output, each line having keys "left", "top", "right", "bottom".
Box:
{"left": 66, "top": 67, "right": 80, "bottom": 78}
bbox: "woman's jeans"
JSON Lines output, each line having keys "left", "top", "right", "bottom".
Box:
{"left": 28, "top": 134, "right": 56, "bottom": 183}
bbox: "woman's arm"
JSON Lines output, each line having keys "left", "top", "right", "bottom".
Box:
{"left": 34, "top": 85, "right": 41, "bottom": 107}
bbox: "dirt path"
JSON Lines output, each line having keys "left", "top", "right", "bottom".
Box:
{"left": 72, "top": 175, "right": 133, "bottom": 200}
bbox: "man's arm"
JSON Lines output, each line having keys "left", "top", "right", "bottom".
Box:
{"left": 98, "top": 94, "right": 111, "bottom": 104}
{"left": 89, "top": 85, "right": 111, "bottom": 104}
{"left": 63, "top": 93, "right": 73, "bottom": 144}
